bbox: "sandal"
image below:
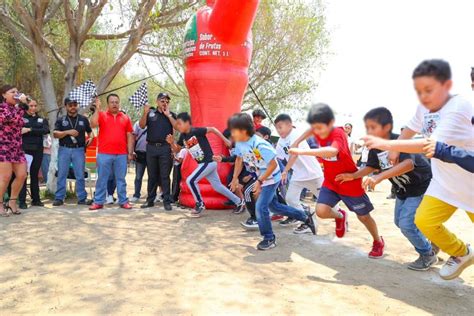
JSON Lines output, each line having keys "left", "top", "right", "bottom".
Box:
{"left": 6, "top": 198, "right": 21, "bottom": 215}
{"left": 0, "top": 200, "right": 10, "bottom": 217}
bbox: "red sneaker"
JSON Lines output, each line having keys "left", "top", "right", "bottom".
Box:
{"left": 89, "top": 203, "right": 103, "bottom": 211}
{"left": 335, "top": 209, "right": 347, "bottom": 238}
{"left": 271, "top": 215, "right": 284, "bottom": 221}
{"left": 369, "top": 237, "right": 385, "bottom": 259}
{"left": 120, "top": 202, "right": 133, "bottom": 210}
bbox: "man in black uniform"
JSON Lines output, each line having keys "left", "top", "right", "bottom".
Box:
{"left": 52, "top": 97, "right": 94, "bottom": 206}
{"left": 139, "top": 92, "right": 176, "bottom": 211}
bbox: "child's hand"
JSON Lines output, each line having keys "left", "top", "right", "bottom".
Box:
{"left": 165, "top": 134, "right": 174, "bottom": 145}
{"left": 423, "top": 138, "right": 437, "bottom": 159}
{"left": 363, "top": 175, "right": 380, "bottom": 191}
{"left": 229, "top": 178, "right": 239, "bottom": 192}
{"left": 281, "top": 170, "right": 288, "bottom": 184}
{"left": 335, "top": 173, "right": 354, "bottom": 183}
{"left": 212, "top": 155, "right": 223, "bottom": 163}
{"left": 362, "top": 135, "right": 390, "bottom": 151}
{"left": 253, "top": 180, "right": 262, "bottom": 198}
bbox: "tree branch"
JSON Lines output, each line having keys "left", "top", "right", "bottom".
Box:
{"left": 0, "top": 7, "right": 34, "bottom": 50}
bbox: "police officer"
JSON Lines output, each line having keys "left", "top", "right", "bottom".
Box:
{"left": 52, "top": 97, "right": 94, "bottom": 206}
{"left": 19, "top": 98, "right": 50, "bottom": 209}
{"left": 139, "top": 92, "right": 176, "bottom": 211}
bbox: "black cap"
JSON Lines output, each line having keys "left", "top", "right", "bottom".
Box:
{"left": 64, "top": 97, "right": 78, "bottom": 105}
{"left": 157, "top": 92, "right": 171, "bottom": 100}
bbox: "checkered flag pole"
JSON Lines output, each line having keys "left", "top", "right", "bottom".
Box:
{"left": 129, "top": 82, "right": 148, "bottom": 110}
{"left": 68, "top": 80, "right": 97, "bottom": 108}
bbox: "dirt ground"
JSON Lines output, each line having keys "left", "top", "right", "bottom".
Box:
{"left": 0, "top": 175, "right": 472, "bottom": 315}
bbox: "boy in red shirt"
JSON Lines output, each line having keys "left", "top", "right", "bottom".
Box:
{"left": 290, "top": 103, "right": 384, "bottom": 258}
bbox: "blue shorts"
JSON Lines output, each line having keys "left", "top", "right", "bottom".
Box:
{"left": 318, "top": 186, "right": 374, "bottom": 216}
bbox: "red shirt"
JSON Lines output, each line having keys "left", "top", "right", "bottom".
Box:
{"left": 315, "top": 127, "right": 364, "bottom": 197}
{"left": 97, "top": 111, "right": 133, "bottom": 155}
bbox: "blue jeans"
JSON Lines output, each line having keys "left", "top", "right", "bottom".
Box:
{"left": 256, "top": 182, "right": 308, "bottom": 241}
{"left": 133, "top": 161, "right": 147, "bottom": 198}
{"left": 41, "top": 153, "right": 51, "bottom": 183}
{"left": 95, "top": 154, "right": 128, "bottom": 205}
{"left": 55, "top": 147, "right": 87, "bottom": 201}
{"left": 394, "top": 196, "right": 432, "bottom": 256}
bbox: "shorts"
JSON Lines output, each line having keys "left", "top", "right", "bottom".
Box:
{"left": 318, "top": 186, "right": 374, "bottom": 216}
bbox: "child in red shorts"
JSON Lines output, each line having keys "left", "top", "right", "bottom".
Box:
{"left": 290, "top": 103, "right": 384, "bottom": 258}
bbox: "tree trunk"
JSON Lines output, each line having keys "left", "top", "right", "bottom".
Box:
{"left": 32, "top": 46, "right": 60, "bottom": 193}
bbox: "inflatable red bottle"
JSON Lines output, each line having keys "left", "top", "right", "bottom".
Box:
{"left": 180, "top": 0, "right": 260, "bottom": 209}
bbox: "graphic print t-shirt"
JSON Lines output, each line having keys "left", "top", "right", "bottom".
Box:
{"left": 234, "top": 135, "right": 281, "bottom": 186}
{"left": 366, "top": 133, "right": 432, "bottom": 199}
{"left": 178, "top": 127, "right": 213, "bottom": 163}
{"left": 315, "top": 127, "right": 364, "bottom": 197}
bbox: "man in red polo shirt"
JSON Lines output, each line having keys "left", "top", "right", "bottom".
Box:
{"left": 89, "top": 94, "right": 134, "bottom": 210}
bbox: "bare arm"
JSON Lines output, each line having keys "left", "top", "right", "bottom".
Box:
{"left": 207, "top": 127, "right": 232, "bottom": 148}
{"left": 258, "top": 159, "right": 278, "bottom": 182}
{"left": 89, "top": 99, "right": 101, "bottom": 128}
{"left": 364, "top": 159, "right": 415, "bottom": 190}
{"left": 127, "top": 132, "right": 134, "bottom": 157}
{"left": 335, "top": 166, "right": 377, "bottom": 183}
{"left": 139, "top": 105, "right": 150, "bottom": 129}
{"left": 289, "top": 146, "right": 339, "bottom": 159}
{"left": 230, "top": 156, "right": 244, "bottom": 192}
{"left": 363, "top": 136, "right": 425, "bottom": 154}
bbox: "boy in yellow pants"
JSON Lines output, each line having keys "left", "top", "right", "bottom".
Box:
{"left": 363, "top": 59, "right": 474, "bottom": 280}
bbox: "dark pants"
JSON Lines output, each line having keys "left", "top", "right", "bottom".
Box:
{"left": 20, "top": 149, "right": 43, "bottom": 203}
{"left": 107, "top": 173, "right": 116, "bottom": 196}
{"left": 146, "top": 144, "right": 172, "bottom": 203}
{"left": 171, "top": 163, "right": 182, "bottom": 202}
{"left": 134, "top": 159, "right": 147, "bottom": 199}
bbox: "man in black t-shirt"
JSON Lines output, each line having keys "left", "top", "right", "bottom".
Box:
{"left": 336, "top": 107, "right": 436, "bottom": 271}
{"left": 139, "top": 92, "right": 177, "bottom": 210}
{"left": 52, "top": 97, "right": 94, "bottom": 206}
{"left": 167, "top": 112, "right": 245, "bottom": 217}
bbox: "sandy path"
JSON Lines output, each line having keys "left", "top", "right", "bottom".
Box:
{"left": 0, "top": 180, "right": 472, "bottom": 315}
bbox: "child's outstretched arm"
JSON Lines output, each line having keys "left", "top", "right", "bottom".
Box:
{"left": 363, "top": 159, "right": 414, "bottom": 190}
{"left": 288, "top": 146, "right": 338, "bottom": 159}
{"left": 362, "top": 135, "right": 425, "bottom": 154}
{"left": 207, "top": 127, "right": 232, "bottom": 148}
{"left": 424, "top": 138, "right": 474, "bottom": 173}
{"left": 335, "top": 166, "right": 376, "bottom": 183}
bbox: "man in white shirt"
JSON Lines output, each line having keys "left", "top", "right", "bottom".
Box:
{"left": 275, "top": 114, "right": 326, "bottom": 234}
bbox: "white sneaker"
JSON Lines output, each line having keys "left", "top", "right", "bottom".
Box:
{"left": 130, "top": 196, "right": 139, "bottom": 203}
{"left": 154, "top": 196, "right": 163, "bottom": 203}
{"left": 439, "top": 244, "right": 474, "bottom": 280}
{"left": 105, "top": 195, "right": 114, "bottom": 205}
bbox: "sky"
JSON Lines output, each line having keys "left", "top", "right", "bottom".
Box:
{"left": 314, "top": 0, "right": 474, "bottom": 138}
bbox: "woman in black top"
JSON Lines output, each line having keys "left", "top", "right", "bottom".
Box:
{"left": 19, "top": 99, "right": 49, "bottom": 208}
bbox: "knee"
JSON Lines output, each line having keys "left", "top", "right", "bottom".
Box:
{"left": 15, "top": 170, "right": 27, "bottom": 182}
{"left": 186, "top": 177, "right": 193, "bottom": 188}
{"left": 357, "top": 214, "right": 370, "bottom": 223}
{"left": 316, "top": 204, "right": 332, "bottom": 218}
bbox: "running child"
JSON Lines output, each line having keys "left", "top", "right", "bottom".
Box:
{"left": 363, "top": 59, "right": 474, "bottom": 279}
{"left": 290, "top": 103, "right": 385, "bottom": 258}
{"left": 336, "top": 107, "right": 436, "bottom": 270}
{"left": 168, "top": 112, "right": 245, "bottom": 217}
{"left": 229, "top": 113, "right": 316, "bottom": 250}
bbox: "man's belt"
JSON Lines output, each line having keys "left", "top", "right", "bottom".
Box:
{"left": 60, "top": 144, "right": 84, "bottom": 148}
{"left": 148, "top": 141, "right": 169, "bottom": 147}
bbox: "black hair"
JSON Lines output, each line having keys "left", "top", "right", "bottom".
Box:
{"left": 256, "top": 126, "right": 272, "bottom": 138}
{"left": 177, "top": 112, "right": 192, "bottom": 124}
{"left": 412, "top": 59, "right": 451, "bottom": 83}
{"left": 274, "top": 113, "right": 292, "bottom": 124}
{"left": 307, "top": 103, "right": 335, "bottom": 125}
{"left": 471, "top": 67, "right": 474, "bottom": 82}
{"left": 344, "top": 123, "right": 353, "bottom": 136}
{"left": 252, "top": 109, "right": 267, "bottom": 119}
{"left": 106, "top": 93, "right": 120, "bottom": 103}
{"left": 229, "top": 113, "right": 255, "bottom": 136}
{"left": 0, "top": 84, "right": 15, "bottom": 103}
{"left": 363, "top": 107, "right": 393, "bottom": 131}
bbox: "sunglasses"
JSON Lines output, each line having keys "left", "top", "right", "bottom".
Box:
{"left": 159, "top": 99, "right": 170, "bottom": 103}
{"left": 67, "top": 103, "right": 78, "bottom": 107}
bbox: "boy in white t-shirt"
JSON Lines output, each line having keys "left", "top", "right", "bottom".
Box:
{"left": 275, "top": 114, "right": 341, "bottom": 234}
{"left": 363, "top": 59, "right": 474, "bottom": 280}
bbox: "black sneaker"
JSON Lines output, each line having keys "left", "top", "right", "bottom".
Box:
{"left": 190, "top": 202, "right": 205, "bottom": 217}
{"left": 257, "top": 238, "right": 276, "bottom": 251}
{"left": 293, "top": 224, "right": 312, "bottom": 234}
{"left": 19, "top": 202, "right": 28, "bottom": 209}
{"left": 52, "top": 200, "right": 64, "bottom": 206}
{"left": 77, "top": 199, "right": 93, "bottom": 205}
{"left": 232, "top": 200, "right": 246, "bottom": 214}
{"left": 164, "top": 203, "right": 173, "bottom": 211}
{"left": 279, "top": 217, "right": 299, "bottom": 226}
{"left": 240, "top": 217, "right": 259, "bottom": 230}
{"left": 304, "top": 211, "right": 317, "bottom": 235}
{"left": 31, "top": 201, "right": 44, "bottom": 207}
{"left": 140, "top": 201, "right": 154, "bottom": 209}
{"left": 407, "top": 253, "right": 438, "bottom": 271}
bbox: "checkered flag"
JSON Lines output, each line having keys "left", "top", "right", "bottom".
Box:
{"left": 68, "top": 80, "right": 97, "bottom": 108}
{"left": 129, "top": 82, "right": 148, "bottom": 110}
